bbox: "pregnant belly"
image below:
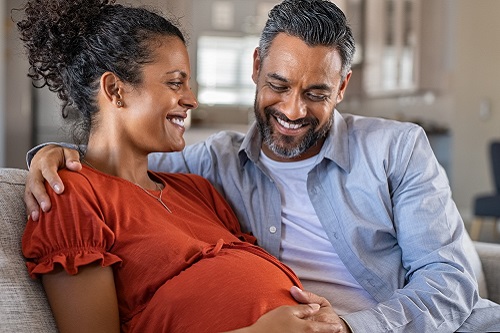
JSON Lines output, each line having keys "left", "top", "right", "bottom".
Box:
{"left": 127, "top": 243, "right": 300, "bottom": 333}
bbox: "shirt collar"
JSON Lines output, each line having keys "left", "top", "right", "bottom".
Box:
{"left": 238, "top": 109, "right": 351, "bottom": 173}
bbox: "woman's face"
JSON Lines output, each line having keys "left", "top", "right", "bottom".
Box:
{"left": 119, "top": 36, "right": 198, "bottom": 154}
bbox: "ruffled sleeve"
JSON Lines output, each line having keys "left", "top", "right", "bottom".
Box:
{"left": 22, "top": 170, "right": 122, "bottom": 279}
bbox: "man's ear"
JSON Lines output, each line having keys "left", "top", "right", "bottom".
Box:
{"left": 336, "top": 71, "right": 352, "bottom": 104}
{"left": 100, "top": 72, "right": 123, "bottom": 106}
{"left": 251, "top": 47, "right": 261, "bottom": 84}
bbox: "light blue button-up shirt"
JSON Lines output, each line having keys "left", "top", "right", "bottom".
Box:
{"left": 149, "top": 110, "right": 500, "bottom": 332}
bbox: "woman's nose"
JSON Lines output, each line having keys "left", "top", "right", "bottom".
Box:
{"left": 181, "top": 88, "right": 198, "bottom": 109}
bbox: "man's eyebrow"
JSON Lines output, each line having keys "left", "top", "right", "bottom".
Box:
{"left": 268, "top": 73, "right": 332, "bottom": 91}
{"left": 308, "top": 83, "right": 332, "bottom": 91}
{"left": 267, "top": 73, "right": 289, "bottom": 83}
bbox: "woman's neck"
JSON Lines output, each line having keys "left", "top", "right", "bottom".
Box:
{"left": 83, "top": 139, "right": 155, "bottom": 190}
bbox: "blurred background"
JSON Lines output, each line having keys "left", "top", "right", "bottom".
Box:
{"left": 1, "top": 0, "right": 499, "bottom": 239}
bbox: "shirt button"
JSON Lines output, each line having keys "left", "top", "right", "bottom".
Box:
{"left": 269, "top": 226, "right": 277, "bottom": 234}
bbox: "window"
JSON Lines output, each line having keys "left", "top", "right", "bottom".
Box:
{"left": 197, "top": 35, "right": 258, "bottom": 106}
{"left": 364, "top": 0, "right": 420, "bottom": 95}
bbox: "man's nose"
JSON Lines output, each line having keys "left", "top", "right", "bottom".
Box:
{"left": 279, "top": 92, "right": 307, "bottom": 121}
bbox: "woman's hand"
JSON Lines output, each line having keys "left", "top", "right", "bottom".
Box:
{"left": 226, "top": 303, "right": 337, "bottom": 333}
{"left": 290, "top": 286, "right": 352, "bottom": 332}
{"left": 25, "top": 145, "right": 81, "bottom": 221}
{"left": 226, "top": 287, "right": 351, "bottom": 333}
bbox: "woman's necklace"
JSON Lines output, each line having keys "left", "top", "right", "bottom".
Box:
{"left": 81, "top": 158, "right": 172, "bottom": 213}
{"left": 134, "top": 181, "right": 172, "bottom": 214}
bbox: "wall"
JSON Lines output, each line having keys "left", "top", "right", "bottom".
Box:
{"left": 2, "top": 0, "right": 32, "bottom": 168}
{"left": 450, "top": 0, "right": 500, "bottom": 220}
{"left": 0, "top": 2, "right": 5, "bottom": 166}
{"left": 344, "top": 0, "right": 500, "bottom": 221}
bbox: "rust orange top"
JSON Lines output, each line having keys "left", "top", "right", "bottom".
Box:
{"left": 23, "top": 166, "right": 301, "bottom": 332}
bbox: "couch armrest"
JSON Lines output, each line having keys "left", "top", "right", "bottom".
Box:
{"left": 0, "top": 168, "right": 57, "bottom": 332}
{"left": 474, "top": 241, "right": 500, "bottom": 304}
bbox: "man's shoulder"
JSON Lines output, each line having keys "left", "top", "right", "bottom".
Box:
{"left": 340, "top": 113, "right": 424, "bottom": 142}
{"left": 184, "top": 129, "right": 247, "bottom": 158}
{"left": 342, "top": 113, "right": 421, "bottom": 131}
{"left": 203, "top": 130, "right": 246, "bottom": 149}
{"left": 175, "top": 129, "right": 248, "bottom": 174}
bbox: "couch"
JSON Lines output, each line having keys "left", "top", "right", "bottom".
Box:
{"left": 1, "top": 167, "right": 500, "bottom": 332}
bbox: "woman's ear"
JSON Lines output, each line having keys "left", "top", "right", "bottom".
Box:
{"left": 100, "top": 72, "right": 123, "bottom": 107}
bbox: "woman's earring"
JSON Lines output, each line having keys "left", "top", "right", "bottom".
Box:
{"left": 116, "top": 100, "right": 123, "bottom": 107}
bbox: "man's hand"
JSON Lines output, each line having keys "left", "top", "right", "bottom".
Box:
{"left": 25, "top": 145, "right": 81, "bottom": 221}
{"left": 290, "top": 286, "right": 353, "bottom": 333}
{"left": 227, "top": 303, "right": 342, "bottom": 333}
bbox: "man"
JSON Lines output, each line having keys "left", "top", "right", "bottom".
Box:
{"left": 24, "top": 0, "right": 500, "bottom": 332}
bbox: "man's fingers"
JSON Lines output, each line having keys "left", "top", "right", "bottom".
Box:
{"left": 290, "top": 305, "right": 344, "bottom": 333}
{"left": 41, "top": 166, "right": 64, "bottom": 195}
{"left": 31, "top": 176, "right": 54, "bottom": 212}
{"left": 24, "top": 172, "right": 51, "bottom": 220}
{"left": 290, "top": 286, "right": 330, "bottom": 306}
{"left": 292, "top": 303, "right": 321, "bottom": 319}
{"left": 24, "top": 191, "right": 40, "bottom": 221}
{"left": 42, "top": 147, "right": 81, "bottom": 194}
{"left": 63, "top": 148, "right": 82, "bottom": 171}
{"left": 25, "top": 144, "right": 73, "bottom": 218}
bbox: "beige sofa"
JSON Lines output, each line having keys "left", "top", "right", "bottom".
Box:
{"left": 1, "top": 167, "right": 500, "bottom": 332}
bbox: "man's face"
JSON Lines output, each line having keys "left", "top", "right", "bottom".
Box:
{"left": 252, "top": 33, "right": 351, "bottom": 162}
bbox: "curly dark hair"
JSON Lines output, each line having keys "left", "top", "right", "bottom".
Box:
{"left": 16, "top": 0, "right": 185, "bottom": 144}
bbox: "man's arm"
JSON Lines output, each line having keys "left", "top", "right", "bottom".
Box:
{"left": 342, "top": 125, "right": 478, "bottom": 332}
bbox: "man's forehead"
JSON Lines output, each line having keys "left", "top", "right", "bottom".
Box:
{"left": 262, "top": 37, "right": 342, "bottom": 85}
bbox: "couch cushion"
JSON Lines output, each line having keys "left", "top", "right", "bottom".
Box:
{"left": 0, "top": 168, "right": 57, "bottom": 332}
{"left": 462, "top": 232, "right": 489, "bottom": 299}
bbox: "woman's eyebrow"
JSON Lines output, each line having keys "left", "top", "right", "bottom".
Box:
{"left": 166, "top": 70, "right": 188, "bottom": 78}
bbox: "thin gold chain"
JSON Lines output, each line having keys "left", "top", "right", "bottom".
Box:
{"left": 134, "top": 182, "right": 172, "bottom": 214}
{"left": 81, "top": 158, "right": 172, "bottom": 213}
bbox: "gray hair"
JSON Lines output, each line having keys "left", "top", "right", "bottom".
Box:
{"left": 258, "top": 0, "right": 355, "bottom": 79}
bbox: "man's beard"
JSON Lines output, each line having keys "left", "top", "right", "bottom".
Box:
{"left": 254, "top": 101, "right": 333, "bottom": 159}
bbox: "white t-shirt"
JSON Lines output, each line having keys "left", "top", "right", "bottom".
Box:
{"left": 259, "top": 151, "right": 378, "bottom": 314}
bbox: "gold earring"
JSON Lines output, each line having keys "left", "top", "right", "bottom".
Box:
{"left": 116, "top": 100, "right": 123, "bottom": 107}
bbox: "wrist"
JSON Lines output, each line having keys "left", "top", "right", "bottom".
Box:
{"left": 339, "top": 316, "right": 353, "bottom": 333}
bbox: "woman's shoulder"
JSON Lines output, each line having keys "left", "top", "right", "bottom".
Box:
{"left": 56, "top": 166, "right": 120, "bottom": 196}
{"left": 57, "top": 167, "right": 92, "bottom": 187}
{"left": 154, "top": 171, "right": 209, "bottom": 186}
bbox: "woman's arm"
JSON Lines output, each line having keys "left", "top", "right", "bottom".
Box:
{"left": 42, "top": 262, "right": 120, "bottom": 333}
